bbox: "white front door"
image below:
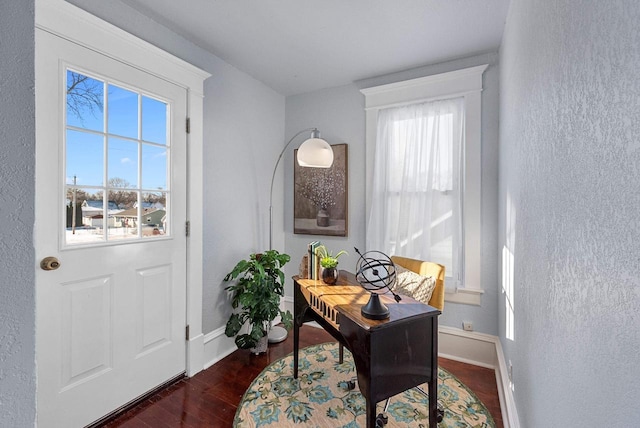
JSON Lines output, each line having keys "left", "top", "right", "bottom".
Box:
{"left": 35, "top": 28, "right": 188, "bottom": 427}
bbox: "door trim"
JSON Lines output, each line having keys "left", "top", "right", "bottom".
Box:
{"left": 36, "top": 0, "right": 209, "bottom": 378}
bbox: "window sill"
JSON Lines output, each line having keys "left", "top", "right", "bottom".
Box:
{"left": 444, "top": 287, "right": 484, "bottom": 306}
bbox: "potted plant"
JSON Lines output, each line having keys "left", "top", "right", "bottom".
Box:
{"left": 223, "top": 250, "right": 293, "bottom": 353}
{"left": 316, "top": 245, "right": 348, "bottom": 285}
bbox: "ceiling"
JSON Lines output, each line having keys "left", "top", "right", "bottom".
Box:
{"left": 122, "top": 0, "right": 510, "bottom": 96}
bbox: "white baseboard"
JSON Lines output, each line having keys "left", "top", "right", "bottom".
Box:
{"left": 438, "top": 326, "right": 520, "bottom": 428}
{"left": 203, "top": 299, "right": 294, "bottom": 369}
{"left": 202, "top": 326, "right": 237, "bottom": 370}
{"left": 438, "top": 325, "right": 499, "bottom": 368}
{"left": 493, "top": 336, "right": 520, "bottom": 428}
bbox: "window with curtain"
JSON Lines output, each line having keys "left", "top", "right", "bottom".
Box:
{"left": 366, "top": 97, "right": 464, "bottom": 285}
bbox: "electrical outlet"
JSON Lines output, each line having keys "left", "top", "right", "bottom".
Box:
{"left": 462, "top": 321, "right": 473, "bottom": 331}
{"left": 508, "top": 360, "right": 513, "bottom": 381}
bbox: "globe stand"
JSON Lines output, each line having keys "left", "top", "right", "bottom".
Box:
{"left": 361, "top": 293, "right": 390, "bottom": 320}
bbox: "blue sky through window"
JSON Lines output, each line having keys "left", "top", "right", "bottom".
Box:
{"left": 108, "top": 86, "right": 138, "bottom": 139}
{"left": 108, "top": 137, "right": 138, "bottom": 187}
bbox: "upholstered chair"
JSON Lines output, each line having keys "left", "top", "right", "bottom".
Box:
{"left": 390, "top": 255, "right": 445, "bottom": 311}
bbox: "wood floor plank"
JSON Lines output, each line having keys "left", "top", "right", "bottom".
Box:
{"left": 104, "top": 325, "right": 503, "bottom": 427}
{"left": 439, "top": 358, "right": 504, "bottom": 428}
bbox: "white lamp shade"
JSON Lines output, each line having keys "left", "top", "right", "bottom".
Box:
{"left": 297, "top": 137, "right": 334, "bottom": 168}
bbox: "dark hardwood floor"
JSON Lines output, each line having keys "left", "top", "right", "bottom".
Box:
{"left": 104, "top": 325, "right": 503, "bottom": 427}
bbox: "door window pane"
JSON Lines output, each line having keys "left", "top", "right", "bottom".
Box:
{"left": 141, "top": 192, "right": 167, "bottom": 238}
{"left": 66, "top": 130, "right": 104, "bottom": 187}
{"left": 108, "top": 85, "right": 138, "bottom": 139}
{"left": 66, "top": 188, "right": 105, "bottom": 245}
{"left": 142, "top": 96, "right": 167, "bottom": 145}
{"left": 142, "top": 144, "right": 167, "bottom": 190}
{"left": 109, "top": 192, "right": 140, "bottom": 241}
{"left": 108, "top": 137, "right": 138, "bottom": 188}
{"left": 66, "top": 70, "right": 104, "bottom": 132}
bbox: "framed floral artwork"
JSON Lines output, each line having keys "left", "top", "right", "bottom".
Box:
{"left": 294, "top": 143, "right": 348, "bottom": 236}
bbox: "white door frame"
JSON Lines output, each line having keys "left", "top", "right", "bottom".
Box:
{"left": 36, "top": 0, "right": 209, "bottom": 377}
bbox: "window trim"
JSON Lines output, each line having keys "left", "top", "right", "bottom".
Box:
{"left": 361, "top": 65, "right": 487, "bottom": 305}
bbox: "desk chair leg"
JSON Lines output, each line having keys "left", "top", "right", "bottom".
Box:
{"left": 413, "top": 385, "right": 445, "bottom": 423}
{"left": 339, "top": 378, "right": 357, "bottom": 391}
{"left": 374, "top": 386, "right": 444, "bottom": 426}
{"left": 337, "top": 344, "right": 354, "bottom": 390}
{"left": 375, "top": 400, "right": 390, "bottom": 426}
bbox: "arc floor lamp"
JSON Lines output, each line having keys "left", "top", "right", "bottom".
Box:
{"left": 268, "top": 128, "right": 334, "bottom": 343}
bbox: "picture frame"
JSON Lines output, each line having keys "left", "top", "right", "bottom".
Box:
{"left": 294, "top": 143, "right": 348, "bottom": 237}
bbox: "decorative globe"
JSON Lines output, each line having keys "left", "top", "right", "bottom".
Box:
{"left": 354, "top": 248, "right": 398, "bottom": 320}
{"left": 355, "top": 249, "right": 397, "bottom": 294}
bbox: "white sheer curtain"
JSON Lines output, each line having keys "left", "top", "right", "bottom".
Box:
{"left": 366, "top": 97, "right": 464, "bottom": 285}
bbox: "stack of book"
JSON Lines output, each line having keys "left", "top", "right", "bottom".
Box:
{"left": 307, "top": 241, "right": 321, "bottom": 280}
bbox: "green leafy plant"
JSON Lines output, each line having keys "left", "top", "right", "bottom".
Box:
{"left": 223, "top": 250, "right": 293, "bottom": 349}
{"left": 316, "top": 245, "right": 348, "bottom": 269}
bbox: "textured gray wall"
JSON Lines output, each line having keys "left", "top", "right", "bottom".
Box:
{"left": 0, "top": 1, "right": 36, "bottom": 426}
{"left": 285, "top": 52, "right": 501, "bottom": 335}
{"left": 202, "top": 62, "right": 285, "bottom": 333}
{"left": 499, "top": 1, "right": 640, "bottom": 426}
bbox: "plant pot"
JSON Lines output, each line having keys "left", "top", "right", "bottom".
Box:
{"left": 250, "top": 335, "right": 268, "bottom": 354}
{"left": 321, "top": 267, "right": 339, "bottom": 285}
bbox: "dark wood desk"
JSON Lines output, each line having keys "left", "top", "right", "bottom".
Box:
{"left": 293, "top": 271, "right": 440, "bottom": 428}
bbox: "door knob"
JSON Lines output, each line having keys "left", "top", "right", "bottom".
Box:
{"left": 41, "top": 256, "right": 61, "bottom": 271}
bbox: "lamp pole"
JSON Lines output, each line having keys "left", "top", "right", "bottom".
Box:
{"left": 269, "top": 128, "right": 318, "bottom": 250}
{"left": 267, "top": 127, "right": 330, "bottom": 344}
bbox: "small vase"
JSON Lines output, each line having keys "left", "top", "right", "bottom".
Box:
{"left": 321, "top": 267, "right": 339, "bottom": 285}
{"left": 316, "top": 208, "right": 330, "bottom": 227}
{"left": 250, "top": 335, "right": 268, "bottom": 355}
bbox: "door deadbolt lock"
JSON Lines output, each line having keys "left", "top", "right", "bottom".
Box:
{"left": 41, "top": 256, "right": 61, "bottom": 271}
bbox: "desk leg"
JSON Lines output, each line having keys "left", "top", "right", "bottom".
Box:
{"left": 293, "top": 316, "right": 300, "bottom": 379}
{"left": 365, "top": 397, "right": 376, "bottom": 428}
{"left": 429, "top": 316, "right": 439, "bottom": 428}
{"left": 429, "top": 380, "right": 437, "bottom": 428}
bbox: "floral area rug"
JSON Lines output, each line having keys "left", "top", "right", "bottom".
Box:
{"left": 234, "top": 342, "right": 496, "bottom": 427}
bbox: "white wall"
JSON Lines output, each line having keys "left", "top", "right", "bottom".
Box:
{"left": 0, "top": 2, "right": 37, "bottom": 426}
{"left": 284, "top": 52, "right": 501, "bottom": 335}
{"left": 499, "top": 1, "right": 640, "bottom": 426}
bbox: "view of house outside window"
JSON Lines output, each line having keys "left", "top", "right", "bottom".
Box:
{"left": 65, "top": 69, "right": 170, "bottom": 245}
